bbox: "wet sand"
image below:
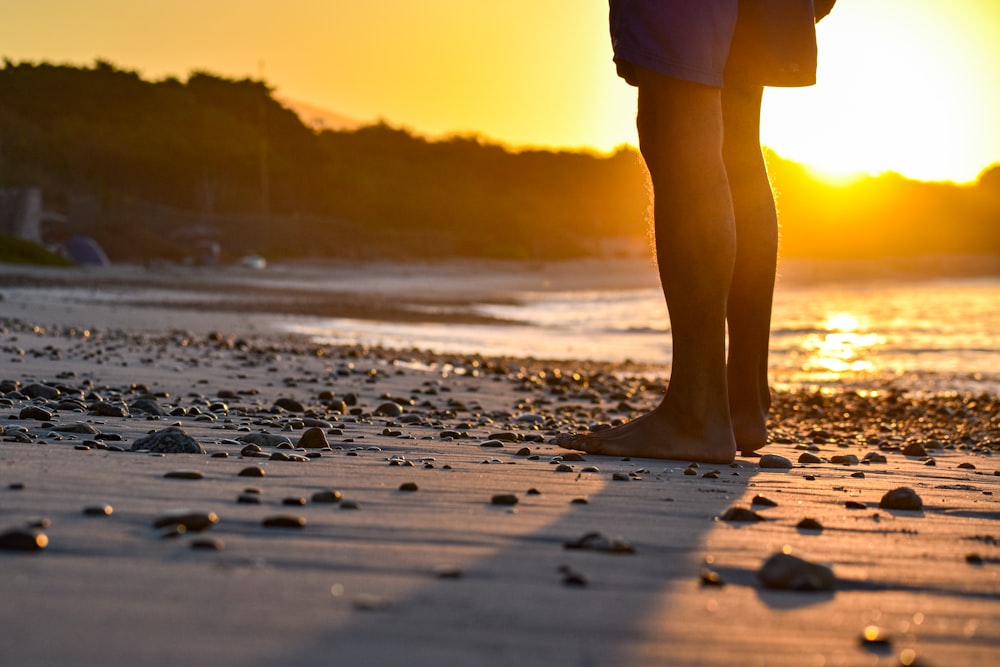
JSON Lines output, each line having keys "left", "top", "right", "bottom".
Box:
{"left": 0, "top": 261, "right": 997, "bottom": 666}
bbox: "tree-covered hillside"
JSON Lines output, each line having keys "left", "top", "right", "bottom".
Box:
{"left": 0, "top": 60, "right": 997, "bottom": 263}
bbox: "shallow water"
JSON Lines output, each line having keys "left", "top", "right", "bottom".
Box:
{"left": 287, "top": 276, "right": 1000, "bottom": 393}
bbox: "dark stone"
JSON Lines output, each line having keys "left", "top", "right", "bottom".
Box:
{"left": 18, "top": 406, "right": 53, "bottom": 421}
{"left": 720, "top": 506, "right": 766, "bottom": 522}
{"left": 491, "top": 494, "right": 519, "bottom": 506}
{"left": 0, "top": 529, "right": 48, "bottom": 551}
{"left": 296, "top": 427, "right": 329, "bottom": 449}
{"left": 879, "top": 487, "right": 923, "bottom": 511}
{"left": 758, "top": 552, "right": 835, "bottom": 591}
{"left": 563, "top": 532, "right": 635, "bottom": 554}
{"left": 759, "top": 454, "right": 792, "bottom": 469}
{"left": 262, "top": 515, "right": 306, "bottom": 528}
{"left": 274, "top": 397, "right": 305, "bottom": 413}
{"left": 131, "top": 427, "right": 205, "bottom": 454}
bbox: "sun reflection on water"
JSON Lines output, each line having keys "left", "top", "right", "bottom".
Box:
{"left": 802, "top": 312, "right": 886, "bottom": 378}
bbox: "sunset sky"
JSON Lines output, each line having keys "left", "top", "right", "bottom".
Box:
{"left": 2, "top": 0, "right": 999, "bottom": 184}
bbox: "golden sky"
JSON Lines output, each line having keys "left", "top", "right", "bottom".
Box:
{"left": 2, "top": 0, "right": 998, "bottom": 183}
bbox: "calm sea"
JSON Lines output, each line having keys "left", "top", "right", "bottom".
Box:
{"left": 289, "top": 277, "right": 1000, "bottom": 393}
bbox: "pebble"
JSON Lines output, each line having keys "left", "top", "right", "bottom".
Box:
{"left": 262, "top": 515, "right": 307, "bottom": 528}
{"left": 238, "top": 466, "right": 266, "bottom": 477}
{"left": 831, "top": 454, "right": 859, "bottom": 465}
{"left": 190, "top": 537, "right": 224, "bottom": 551}
{"left": 163, "top": 470, "right": 204, "bottom": 480}
{"left": 612, "top": 472, "right": 630, "bottom": 481}
{"left": 563, "top": 532, "right": 636, "bottom": 554}
{"left": 491, "top": 494, "right": 519, "bottom": 506}
{"left": 554, "top": 464, "right": 574, "bottom": 473}
{"left": 903, "top": 442, "right": 928, "bottom": 457}
{"left": 879, "top": 487, "right": 923, "bottom": 511}
{"left": 239, "top": 433, "right": 292, "bottom": 448}
{"left": 845, "top": 500, "right": 867, "bottom": 510}
{"left": 83, "top": 504, "right": 113, "bottom": 516}
{"left": 757, "top": 551, "right": 836, "bottom": 591}
{"left": 796, "top": 517, "right": 824, "bottom": 531}
{"left": 399, "top": 482, "right": 419, "bottom": 492}
{"left": 153, "top": 510, "right": 218, "bottom": 532}
{"left": 131, "top": 427, "right": 205, "bottom": 454}
{"left": 759, "top": 454, "right": 792, "bottom": 469}
{"left": 797, "top": 452, "right": 823, "bottom": 464}
{"left": 373, "top": 402, "right": 403, "bottom": 417}
{"left": 237, "top": 493, "right": 262, "bottom": 504}
{"left": 700, "top": 568, "right": 724, "bottom": 587}
{"left": 19, "top": 406, "right": 53, "bottom": 421}
{"left": 274, "top": 397, "right": 305, "bottom": 413}
{"left": 52, "top": 422, "right": 99, "bottom": 434}
{"left": 751, "top": 495, "right": 778, "bottom": 507}
{"left": 719, "top": 506, "right": 766, "bottom": 522}
{"left": 0, "top": 529, "right": 48, "bottom": 551}
{"left": 311, "top": 490, "right": 343, "bottom": 503}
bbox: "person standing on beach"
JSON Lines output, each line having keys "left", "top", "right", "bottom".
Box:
{"left": 557, "top": 1, "right": 836, "bottom": 463}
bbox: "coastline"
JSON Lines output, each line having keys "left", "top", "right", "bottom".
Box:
{"left": 1, "top": 259, "right": 998, "bottom": 666}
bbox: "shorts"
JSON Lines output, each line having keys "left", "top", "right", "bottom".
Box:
{"left": 610, "top": 0, "right": 818, "bottom": 88}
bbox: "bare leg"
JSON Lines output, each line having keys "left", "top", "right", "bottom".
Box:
{"left": 723, "top": 83, "right": 776, "bottom": 454}
{"left": 557, "top": 68, "right": 737, "bottom": 464}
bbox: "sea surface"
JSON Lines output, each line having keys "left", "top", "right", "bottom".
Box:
{"left": 288, "top": 276, "right": 1000, "bottom": 393}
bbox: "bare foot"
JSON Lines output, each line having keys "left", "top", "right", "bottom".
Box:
{"left": 732, "top": 405, "right": 768, "bottom": 456}
{"left": 555, "top": 407, "right": 737, "bottom": 464}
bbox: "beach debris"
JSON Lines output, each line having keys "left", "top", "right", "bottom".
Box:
{"left": 759, "top": 454, "right": 792, "bottom": 469}
{"left": 0, "top": 529, "right": 48, "bottom": 552}
{"left": 153, "top": 510, "right": 218, "bottom": 532}
{"left": 491, "top": 493, "right": 519, "bottom": 506}
{"left": 163, "top": 470, "right": 204, "bottom": 480}
{"left": 757, "top": 551, "right": 836, "bottom": 591}
{"left": 719, "top": 506, "right": 766, "bottom": 523}
{"left": 296, "top": 427, "right": 329, "bottom": 449}
{"left": 131, "top": 427, "right": 205, "bottom": 454}
{"left": 879, "top": 487, "right": 923, "bottom": 511}
{"left": 563, "top": 532, "right": 636, "bottom": 554}
{"left": 262, "top": 515, "right": 306, "bottom": 529}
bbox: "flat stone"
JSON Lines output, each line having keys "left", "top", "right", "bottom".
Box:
{"left": 0, "top": 529, "right": 48, "bottom": 551}
{"left": 262, "top": 515, "right": 306, "bottom": 528}
{"left": 238, "top": 433, "right": 292, "bottom": 448}
{"left": 720, "top": 506, "right": 766, "bottom": 522}
{"left": 163, "top": 470, "right": 204, "bottom": 480}
{"left": 153, "top": 510, "right": 218, "bottom": 532}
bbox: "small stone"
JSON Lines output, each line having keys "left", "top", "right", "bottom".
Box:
{"left": 163, "top": 470, "right": 204, "bottom": 480}
{"left": 19, "top": 406, "right": 53, "bottom": 421}
{"left": 274, "top": 397, "right": 305, "bottom": 413}
{"left": 879, "top": 487, "right": 923, "bottom": 511}
{"left": 131, "top": 427, "right": 205, "bottom": 454}
{"left": 683, "top": 468, "right": 697, "bottom": 476}
{"left": 759, "top": 454, "right": 792, "bottom": 469}
{"left": 612, "top": 472, "right": 630, "bottom": 481}
{"left": 296, "top": 427, "right": 329, "bottom": 449}
{"left": 701, "top": 471, "right": 719, "bottom": 479}
{"left": 798, "top": 452, "right": 823, "bottom": 464}
{"left": 237, "top": 493, "right": 261, "bottom": 504}
{"left": 862, "top": 452, "right": 887, "bottom": 464}
{"left": 190, "top": 537, "right": 224, "bottom": 551}
{"left": 554, "top": 463, "right": 574, "bottom": 473}
{"left": 561, "top": 453, "right": 586, "bottom": 462}
{"left": 83, "top": 504, "right": 113, "bottom": 516}
{"left": 559, "top": 565, "right": 589, "bottom": 587}
{"left": 796, "top": 517, "right": 824, "bottom": 531}
{"left": 758, "top": 551, "right": 836, "bottom": 591}
{"left": 238, "top": 466, "right": 266, "bottom": 477}
{"left": 373, "top": 402, "right": 403, "bottom": 417}
{"left": 563, "top": 532, "right": 636, "bottom": 554}
{"left": 434, "top": 565, "right": 463, "bottom": 579}
{"left": 0, "top": 529, "right": 48, "bottom": 551}
{"left": 570, "top": 497, "right": 589, "bottom": 505}
{"left": 53, "top": 422, "right": 100, "bottom": 435}
{"left": 903, "top": 442, "right": 928, "bottom": 457}
{"left": 965, "top": 552, "right": 984, "bottom": 564}
{"left": 153, "top": 510, "right": 218, "bottom": 532}
{"left": 526, "top": 488, "right": 541, "bottom": 495}
{"left": 262, "top": 515, "right": 306, "bottom": 528}
{"left": 851, "top": 471, "right": 866, "bottom": 479}
{"left": 352, "top": 594, "right": 391, "bottom": 611}
{"left": 399, "top": 482, "right": 419, "bottom": 492}
{"left": 719, "top": 506, "right": 765, "bottom": 522}
{"left": 831, "top": 454, "right": 859, "bottom": 465}
{"left": 515, "top": 447, "right": 532, "bottom": 456}
{"left": 282, "top": 497, "right": 307, "bottom": 506}
{"left": 340, "top": 500, "right": 361, "bottom": 510}
{"left": 582, "top": 466, "right": 601, "bottom": 473}
{"left": 700, "top": 568, "right": 724, "bottom": 587}
{"left": 859, "top": 625, "right": 892, "bottom": 647}
{"left": 957, "top": 462, "right": 976, "bottom": 470}
{"left": 311, "top": 490, "right": 343, "bottom": 503}
{"left": 751, "top": 495, "right": 778, "bottom": 507}
{"left": 491, "top": 494, "right": 519, "bottom": 506}
{"left": 845, "top": 500, "right": 867, "bottom": 510}
{"left": 239, "top": 433, "right": 292, "bottom": 448}
{"left": 479, "top": 439, "right": 504, "bottom": 448}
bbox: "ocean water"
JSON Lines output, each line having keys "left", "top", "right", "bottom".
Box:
{"left": 288, "top": 277, "right": 1000, "bottom": 393}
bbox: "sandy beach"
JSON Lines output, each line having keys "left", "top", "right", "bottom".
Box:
{"left": 1, "top": 260, "right": 997, "bottom": 666}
